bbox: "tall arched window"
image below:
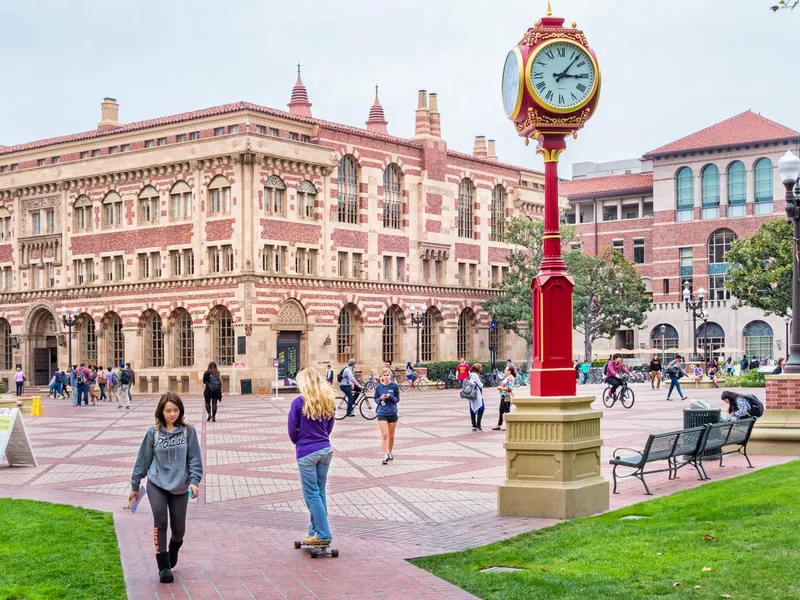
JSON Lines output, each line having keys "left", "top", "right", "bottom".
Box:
{"left": 457, "top": 309, "right": 475, "bottom": 359}
{"left": 458, "top": 178, "right": 474, "bottom": 238}
{"left": 743, "top": 320, "right": 774, "bottom": 360}
{"left": 208, "top": 175, "right": 231, "bottom": 215}
{"left": 382, "top": 306, "right": 402, "bottom": 364}
{"left": 105, "top": 313, "right": 125, "bottom": 366}
{"left": 175, "top": 309, "right": 194, "bottom": 368}
{"left": 696, "top": 322, "right": 725, "bottom": 358}
{"left": 490, "top": 185, "right": 506, "bottom": 242}
{"left": 708, "top": 229, "right": 736, "bottom": 301}
{"left": 102, "top": 191, "right": 123, "bottom": 229}
{"left": 675, "top": 167, "right": 694, "bottom": 222}
{"left": 170, "top": 181, "right": 192, "bottom": 221}
{"left": 650, "top": 323, "right": 679, "bottom": 362}
{"left": 214, "top": 307, "right": 235, "bottom": 366}
{"left": 754, "top": 158, "right": 774, "bottom": 215}
{"left": 421, "top": 308, "right": 439, "bottom": 362}
{"left": 265, "top": 175, "right": 286, "bottom": 216}
{"left": 79, "top": 315, "right": 97, "bottom": 365}
{"left": 337, "top": 306, "right": 357, "bottom": 363}
{"left": 727, "top": 161, "right": 746, "bottom": 217}
{"left": 0, "top": 318, "right": 12, "bottom": 370}
{"left": 73, "top": 195, "right": 93, "bottom": 233}
{"left": 138, "top": 185, "right": 160, "bottom": 225}
{"left": 701, "top": 164, "right": 720, "bottom": 219}
{"left": 144, "top": 311, "right": 164, "bottom": 368}
{"left": 297, "top": 180, "right": 317, "bottom": 219}
{"left": 337, "top": 155, "right": 358, "bottom": 224}
{"left": 383, "top": 164, "right": 401, "bottom": 229}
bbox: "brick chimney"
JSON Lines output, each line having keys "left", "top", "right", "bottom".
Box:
{"left": 428, "top": 92, "right": 441, "bottom": 138}
{"left": 98, "top": 97, "right": 120, "bottom": 131}
{"left": 473, "top": 135, "right": 488, "bottom": 158}
{"left": 487, "top": 139, "right": 497, "bottom": 160}
{"left": 413, "top": 90, "right": 430, "bottom": 138}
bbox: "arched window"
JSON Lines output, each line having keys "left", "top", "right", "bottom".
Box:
{"left": 383, "top": 164, "right": 401, "bottom": 229}
{"left": 421, "top": 308, "right": 440, "bottom": 362}
{"left": 754, "top": 158, "right": 774, "bottom": 214}
{"left": 79, "top": 315, "right": 97, "bottom": 365}
{"left": 727, "top": 161, "right": 746, "bottom": 217}
{"left": 170, "top": 181, "right": 192, "bottom": 221}
{"left": 175, "top": 309, "right": 194, "bottom": 368}
{"left": 102, "top": 191, "right": 123, "bottom": 229}
{"left": 105, "top": 313, "right": 125, "bottom": 366}
{"left": 144, "top": 311, "right": 164, "bottom": 368}
{"left": 491, "top": 185, "right": 507, "bottom": 242}
{"left": 458, "top": 178, "right": 475, "bottom": 238}
{"left": 297, "top": 180, "right": 317, "bottom": 219}
{"left": 696, "top": 322, "right": 725, "bottom": 358}
{"left": 650, "top": 323, "right": 679, "bottom": 362}
{"left": 73, "top": 195, "right": 93, "bottom": 233}
{"left": 708, "top": 229, "right": 736, "bottom": 300}
{"left": 265, "top": 175, "right": 286, "bottom": 216}
{"left": 675, "top": 167, "right": 694, "bottom": 222}
{"left": 337, "top": 155, "right": 358, "bottom": 224}
{"left": 382, "top": 306, "right": 402, "bottom": 364}
{"left": 208, "top": 175, "right": 231, "bottom": 215}
{"left": 743, "top": 320, "right": 774, "bottom": 360}
{"left": 701, "top": 164, "right": 720, "bottom": 219}
{"left": 337, "top": 306, "right": 357, "bottom": 363}
{"left": 138, "top": 185, "right": 160, "bottom": 225}
{"left": 214, "top": 307, "right": 235, "bottom": 366}
{"left": 457, "top": 309, "right": 475, "bottom": 359}
{"left": 0, "top": 318, "right": 12, "bottom": 370}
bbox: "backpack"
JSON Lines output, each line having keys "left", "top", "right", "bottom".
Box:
{"left": 603, "top": 362, "right": 610, "bottom": 377}
{"left": 208, "top": 373, "right": 222, "bottom": 393}
{"left": 76, "top": 371, "right": 86, "bottom": 386}
{"left": 742, "top": 394, "right": 764, "bottom": 418}
{"left": 98, "top": 372, "right": 107, "bottom": 385}
{"left": 119, "top": 369, "right": 132, "bottom": 385}
{"left": 460, "top": 380, "right": 478, "bottom": 400}
{"left": 336, "top": 368, "right": 346, "bottom": 383}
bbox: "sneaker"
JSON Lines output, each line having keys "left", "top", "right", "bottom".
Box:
{"left": 666, "top": 397, "right": 673, "bottom": 401}
{"left": 382, "top": 455, "right": 389, "bottom": 465}
{"left": 472, "top": 427, "right": 478, "bottom": 432}
{"left": 348, "top": 414, "right": 356, "bottom": 418}
{"left": 117, "top": 405, "right": 122, "bottom": 409}
{"left": 126, "top": 406, "right": 130, "bottom": 410}
{"left": 212, "top": 417, "right": 216, "bottom": 422}
{"left": 302, "top": 535, "right": 330, "bottom": 546}
{"left": 207, "top": 415, "right": 211, "bottom": 422}
{"left": 491, "top": 426, "right": 502, "bottom": 431}
{"left": 388, "top": 453, "right": 393, "bottom": 461}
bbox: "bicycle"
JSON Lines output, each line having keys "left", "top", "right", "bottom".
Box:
{"left": 602, "top": 375, "right": 635, "bottom": 409}
{"left": 334, "top": 387, "right": 377, "bottom": 420}
{"left": 400, "top": 376, "right": 429, "bottom": 392}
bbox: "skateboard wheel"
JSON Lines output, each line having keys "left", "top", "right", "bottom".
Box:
{"left": 293, "top": 541, "right": 301, "bottom": 549}
{"left": 331, "top": 549, "right": 339, "bottom": 558}
{"left": 310, "top": 550, "right": 318, "bottom": 558}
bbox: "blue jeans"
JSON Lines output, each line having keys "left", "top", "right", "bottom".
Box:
{"left": 297, "top": 447, "right": 333, "bottom": 541}
{"left": 340, "top": 384, "right": 361, "bottom": 416}
{"left": 667, "top": 375, "right": 683, "bottom": 399}
{"left": 582, "top": 372, "right": 588, "bottom": 384}
{"left": 77, "top": 384, "right": 89, "bottom": 406}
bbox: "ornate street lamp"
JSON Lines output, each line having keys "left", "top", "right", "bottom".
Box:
{"left": 682, "top": 281, "right": 706, "bottom": 361}
{"left": 778, "top": 150, "right": 800, "bottom": 373}
{"left": 660, "top": 324, "right": 666, "bottom": 364}
{"left": 408, "top": 305, "right": 427, "bottom": 367}
{"left": 785, "top": 314, "right": 792, "bottom": 359}
{"left": 60, "top": 307, "right": 79, "bottom": 368}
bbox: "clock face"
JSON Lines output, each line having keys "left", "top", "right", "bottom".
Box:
{"left": 527, "top": 41, "right": 597, "bottom": 112}
{"left": 501, "top": 48, "right": 523, "bottom": 119}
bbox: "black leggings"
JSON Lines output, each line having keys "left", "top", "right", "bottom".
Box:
{"left": 147, "top": 481, "right": 189, "bottom": 554}
{"left": 470, "top": 409, "right": 484, "bottom": 429}
{"left": 204, "top": 389, "right": 221, "bottom": 417}
{"left": 497, "top": 396, "right": 511, "bottom": 426}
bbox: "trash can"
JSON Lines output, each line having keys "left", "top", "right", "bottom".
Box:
{"left": 240, "top": 378, "right": 252, "bottom": 395}
{"left": 683, "top": 408, "right": 721, "bottom": 458}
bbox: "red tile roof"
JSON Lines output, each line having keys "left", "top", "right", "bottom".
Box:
{"left": 645, "top": 110, "right": 799, "bottom": 157}
{"left": 560, "top": 172, "right": 653, "bottom": 199}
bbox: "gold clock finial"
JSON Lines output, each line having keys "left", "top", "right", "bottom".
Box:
{"left": 546, "top": 1, "right": 552, "bottom": 16}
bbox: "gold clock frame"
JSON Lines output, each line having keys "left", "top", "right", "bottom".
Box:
{"left": 524, "top": 38, "right": 600, "bottom": 115}
{"left": 502, "top": 46, "right": 525, "bottom": 121}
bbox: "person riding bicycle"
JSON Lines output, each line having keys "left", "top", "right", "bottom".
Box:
{"left": 383, "top": 361, "right": 397, "bottom": 383}
{"left": 405, "top": 362, "right": 417, "bottom": 384}
{"left": 605, "top": 354, "right": 631, "bottom": 398}
{"left": 339, "top": 359, "right": 361, "bottom": 418}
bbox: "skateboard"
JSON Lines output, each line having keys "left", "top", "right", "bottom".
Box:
{"left": 293, "top": 540, "right": 339, "bottom": 558}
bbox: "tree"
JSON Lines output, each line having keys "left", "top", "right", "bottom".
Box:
{"left": 569, "top": 249, "right": 652, "bottom": 362}
{"left": 725, "top": 218, "right": 792, "bottom": 317}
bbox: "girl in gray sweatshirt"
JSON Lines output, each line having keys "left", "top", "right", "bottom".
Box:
{"left": 130, "top": 392, "right": 203, "bottom": 584}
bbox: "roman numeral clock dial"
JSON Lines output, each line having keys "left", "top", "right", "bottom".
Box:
{"left": 525, "top": 40, "right": 597, "bottom": 113}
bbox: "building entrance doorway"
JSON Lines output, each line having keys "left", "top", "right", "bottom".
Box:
{"left": 27, "top": 307, "right": 60, "bottom": 386}
{"left": 277, "top": 332, "right": 300, "bottom": 379}
{"left": 275, "top": 299, "right": 308, "bottom": 380}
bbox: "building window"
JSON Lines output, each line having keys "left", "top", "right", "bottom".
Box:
{"left": 264, "top": 175, "right": 286, "bottom": 216}
{"left": 176, "top": 309, "right": 194, "bottom": 367}
{"left": 383, "top": 256, "right": 392, "bottom": 281}
{"left": 108, "top": 146, "right": 119, "bottom": 155}
{"left": 103, "top": 255, "right": 124, "bottom": 282}
{"left": 337, "top": 306, "right": 357, "bottom": 363}
{"left": 289, "top": 132, "right": 299, "bottom": 141}
{"left": 396, "top": 256, "right": 405, "bottom": 282}
{"left": 352, "top": 253, "right": 363, "bottom": 279}
{"left": 458, "top": 178, "right": 475, "bottom": 238}
{"left": 680, "top": 247, "right": 693, "bottom": 292}
{"left": 382, "top": 307, "right": 402, "bottom": 364}
{"left": 727, "top": 160, "right": 747, "bottom": 217}
{"left": 256, "top": 125, "right": 266, "bottom": 134}
{"left": 222, "top": 245, "right": 234, "bottom": 272}
{"left": 603, "top": 204, "right": 618, "bottom": 221}
{"left": 170, "top": 181, "right": 192, "bottom": 220}
{"left": 337, "top": 252, "right": 348, "bottom": 278}
{"left": 214, "top": 307, "right": 235, "bottom": 366}
{"left": 138, "top": 186, "right": 160, "bottom": 225}
{"left": 46, "top": 264, "right": 55, "bottom": 288}
{"left": 214, "top": 127, "right": 225, "bottom": 137}
{"left": 701, "top": 164, "right": 720, "bottom": 219}
{"left": 107, "top": 313, "right": 125, "bottom": 367}
{"left": 457, "top": 309, "right": 474, "bottom": 359}
{"left": 45, "top": 209, "right": 54, "bottom": 234}
{"left": 337, "top": 155, "right": 359, "bottom": 224}
{"left": 73, "top": 196, "right": 93, "bottom": 233}
{"left": 189, "top": 131, "right": 200, "bottom": 141}
{"left": 144, "top": 140, "right": 155, "bottom": 148}
{"left": 269, "top": 127, "right": 279, "bottom": 136}
{"left": 297, "top": 180, "right": 317, "bottom": 219}
{"left": 611, "top": 240, "right": 624, "bottom": 254}
{"left": 421, "top": 309, "right": 438, "bottom": 362}
{"left": 138, "top": 252, "right": 161, "bottom": 280}
{"left": 295, "top": 248, "right": 307, "bottom": 275}
{"left": 490, "top": 185, "right": 506, "bottom": 241}
{"left": 307, "top": 249, "right": 317, "bottom": 275}
{"left": 696, "top": 321, "right": 725, "bottom": 357}
{"left": 103, "top": 192, "right": 123, "bottom": 228}
{"left": 0, "top": 213, "right": 10, "bottom": 240}
{"left": 74, "top": 259, "right": 86, "bottom": 285}
{"left": 743, "top": 320, "right": 774, "bottom": 360}
{"left": 80, "top": 151, "right": 89, "bottom": 159}
{"left": 650, "top": 323, "right": 679, "bottom": 363}
{"left": 121, "top": 144, "right": 130, "bottom": 152}
{"left": 633, "top": 238, "right": 645, "bottom": 264}
{"left": 208, "top": 247, "right": 220, "bottom": 274}
{"left": 10, "top": 163, "right": 18, "bottom": 171}
{"left": 0, "top": 319, "right": 12, "bottom": 370}
{"left": 383, "top": 164, "right": 402, "bottom": 229}
{"left": 80, "top": 316, "right": 97, "bottom": 365}
{"left": 263, "top": 245, "right": 285, "bottom": 273}
{"left": 228, "top": 125, "right": 239, "bottom": 134}
{"left": 176, "top": 134, "right": 187, "bottom": 143}
{"left": 37, "top": 159, "right": 45, "bottom": 167}
{"left": 208, "top": 176, "right": 231, "bottom": 215}
{"left": 51, "top": 156, "right": 59, "bottom": 164}
{"left": 301, "top": 134, "right": 311, "bottom": 143}
{"left": 708, "top": 229, "right": 736, "bottom": 300}
{"left": 144, "top": 312, "right": 164, "bottom": 368}
{"left": 663, "top": 278, "right": 670, "bottom": 294}
{"left": 31, "top": 212, "right": 41, "bottom": 235}
{"left": 675, "top": 166, "right": 694, "bottom": 222}
{"left": 754, "top": 157, "right": 774, "bottom": 214}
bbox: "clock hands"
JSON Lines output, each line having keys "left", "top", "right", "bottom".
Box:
{"left": 557, "top": 73, "right": 589, "bottom": 79}
{"left": 554, "top": 56, "right": 579, "bottom": 82}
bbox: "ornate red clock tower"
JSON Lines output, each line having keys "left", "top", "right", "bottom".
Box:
{"left": 502, "top": 2, "right": 601, "bottom": 397}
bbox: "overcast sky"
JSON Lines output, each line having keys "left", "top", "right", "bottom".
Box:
{"left": 2, "top": 1, "right": 799, "bottom": 177}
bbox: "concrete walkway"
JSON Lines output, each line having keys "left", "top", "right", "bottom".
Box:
{"left": 0, "top": 384, "right": 791, "bottom": 599}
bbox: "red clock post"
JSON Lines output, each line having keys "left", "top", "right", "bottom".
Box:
{"left": 497, "top": 3, "right": 609, "bottom": 519}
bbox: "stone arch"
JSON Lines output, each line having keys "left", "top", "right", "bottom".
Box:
{"left": 24, "top": 303, "right": 61, "bottom": 385}
{"left": 276, "top": 299, "right": 308, "bottom": 331}
{"left": 101, "top": 311, "right": 125, "bottom": 367}
{"left": 276, "top": 299, "right": 308, "bottom": 377}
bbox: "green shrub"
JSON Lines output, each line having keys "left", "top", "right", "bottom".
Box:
{"left": 726, "top": 369, "right": 766, "bottom": 388}
{"left": 421, "top": 360, "right": 520, "bottom": 381}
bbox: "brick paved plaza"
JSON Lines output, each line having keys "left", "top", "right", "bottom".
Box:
{"left": 0, "top": 384, "right": 790, "bottom": 599}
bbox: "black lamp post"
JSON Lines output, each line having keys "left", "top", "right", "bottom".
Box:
{"left": 682, "top": 281, "right": 706, "bottom": 361}
{"left": 60, "top": 307, "right": 78, "bottom": 368}
{"left": 489, "top": 320, "right": 498, "bottom": 373}
{"left": 785, "top": 314, "right": 791, "bottom": 360}
{"left": 408, "top": 305, "right": 427, "bottom": 367}
{"left": 778, "top": 150, "right": 800, "bottom": 374}
{"left": 701, "top": 314, "right": 710, "bottom": 370}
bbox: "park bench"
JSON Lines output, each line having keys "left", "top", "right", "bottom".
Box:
{"left": 696, "top": 418, "right": 756, "bottom": 480}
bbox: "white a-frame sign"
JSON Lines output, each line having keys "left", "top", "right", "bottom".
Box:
{"left": 0, "top": 408, "right": 38, "bottom": 467}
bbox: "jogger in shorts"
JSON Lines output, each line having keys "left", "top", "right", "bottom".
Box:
{"left": 374, "top": 368, "right": 400, "bottom": 465}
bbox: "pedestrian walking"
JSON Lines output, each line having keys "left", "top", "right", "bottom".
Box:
{"left": 203, "top": 361, "right": 222, "bottom": 422}
{"left": 105, "top": 366, "right": 118, "bottom": 404}
{"left": 287, "top": 367, "right": 335, "bottom": 547}
{"left": 126, "top": 362, "right": 136, "bottom": 404}
{"left": 89, "top": 365, "right": 100, "bottom": 405}
{"left": 325, "top": 364, "right": 334, "bottom": 385}
{"left": 130, "top": 392, "right": 203, "bottom": 584}
{"left": 118, "top": 362, "right": 132, "bottom": 410}
{"left": 14, "top": 367, "right": 26, "bottom": 397}
{"left": 580, "top": 359, "right": 590, "bottom": 384}
{"left": 665, "top": 355, "right": 688, "bottom": 401}
{"left": 574, "top": 360, "right": 581, "bottom": 382}
{"left": 468, "top": 363, "right": 485, "bottom": 432}
{"left": 98, "top": 367, "right": 108, "bottom": 402}
{"left": 374, "top": 368, "right": 400, "bottom": 464}
{"left": 456, "top": 357, "right": 470, "bottom": 386}
{"left": 649, "top": 356, "right": 662, "bottom": 389}
{"left": 74, "top": 363, "right": 91, "bottom": 407}
{"left": 338, "top": 358, "right": 361, "bottom": 417}
{"left": 48, "top": 369, "right": 60, "bottom": 399}
{"left": 492, "top": 365, "right": 516, "bottom": 431}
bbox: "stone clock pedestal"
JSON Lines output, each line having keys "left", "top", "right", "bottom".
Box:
{"left": 497, "top": 394, "right": 609, "bottom": 519}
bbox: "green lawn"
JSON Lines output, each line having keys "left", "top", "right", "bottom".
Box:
{"left": 0, "top": 498, "right": 126, "bottom": 600}
{"left": 412, "top": 460, "right": 800, "bottom": 600}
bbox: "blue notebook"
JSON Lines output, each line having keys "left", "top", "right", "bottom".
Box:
{"left": 129, "top": 485, "right": 147, "bottom": 514}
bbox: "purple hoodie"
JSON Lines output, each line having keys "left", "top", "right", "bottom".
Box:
{"left": 287, "top": 396, "right": 335, "bottom": 459}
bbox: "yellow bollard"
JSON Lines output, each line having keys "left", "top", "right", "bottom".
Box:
{"left": 30, "top": 396, "right": 42, "bottom": 417}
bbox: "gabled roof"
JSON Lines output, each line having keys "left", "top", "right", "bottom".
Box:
{"left": 644, "top": 110, "right": 799, "bottom": 157}
{"left": 560, "top": 172, "right": 653, "bottom": 200}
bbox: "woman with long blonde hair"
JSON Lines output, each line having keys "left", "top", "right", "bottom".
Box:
{"left": 287, "top": 367, "right": 336, "bottom": 546}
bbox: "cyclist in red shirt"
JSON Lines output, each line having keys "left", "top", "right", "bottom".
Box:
{"left": 456, "top": 358, "right": 471, "bottom": 382}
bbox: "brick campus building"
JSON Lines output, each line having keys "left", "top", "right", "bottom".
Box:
{"left": 562, "top": 110, "right": 800, "bottom": 363}
{"left": 0, "top": 73, "right": 550, "bottom": 393}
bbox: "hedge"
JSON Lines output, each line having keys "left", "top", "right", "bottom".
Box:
{"left": 420, "top": 360, "right": 527, "bottom": 382}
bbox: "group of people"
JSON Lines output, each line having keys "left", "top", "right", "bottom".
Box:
{"left": 47, "top": 363, "right": 136, "bottom": 408}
